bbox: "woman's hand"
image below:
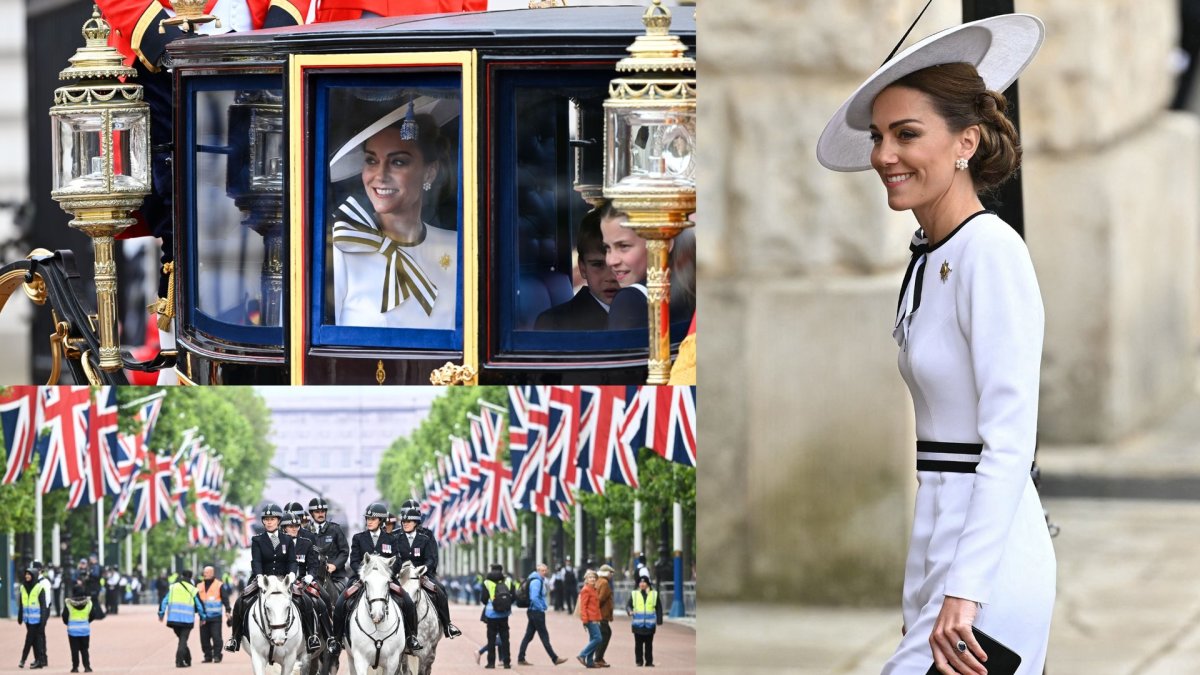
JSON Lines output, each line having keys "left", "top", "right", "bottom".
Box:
{"left": 931, "top": 596, "right": 986, "bottom": 675}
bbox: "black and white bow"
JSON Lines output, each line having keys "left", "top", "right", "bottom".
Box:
{"left": 893, "top": 228, "right": 929, "bottom": 351}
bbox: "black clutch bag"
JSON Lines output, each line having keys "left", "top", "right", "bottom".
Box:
{"left": 925, "top": 627, "right": 1021, "bottom": 675}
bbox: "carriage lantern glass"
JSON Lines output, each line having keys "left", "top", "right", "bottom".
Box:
{"left": 603, "top": 0, "right": 696, "bottom": 384}
{"left": 49, "top": 5, "right": 151, "bottom": 371}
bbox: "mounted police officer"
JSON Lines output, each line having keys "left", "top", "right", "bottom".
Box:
{"left": 225, "top": 503, "right": 310, "bottom": 653}
{"left": 329, "top": 502, "right": 422, "bottom": 654}
{"left": 307, "top": 496, "right": 350, "bottom": 592}
{"left": 395, "top": 498, "right": 461, "bottom": 639}
{"left": 280, "top": 511, "right": 330, "bottom": 654}
{"left": 284, "top": 502, "right": 315, "bottom": 543}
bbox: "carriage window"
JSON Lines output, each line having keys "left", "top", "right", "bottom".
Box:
{"left": 305, "top": 71, "right": 466, "bottom": 351}
{"left": 493, "top": 69, "right": 696, "bottom": 357}
{"left": 185, "top": 77, "right": 285, "bottom": 346}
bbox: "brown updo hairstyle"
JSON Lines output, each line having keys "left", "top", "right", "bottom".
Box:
{"left": 888, "top": 62, "right": 1022, "bottom": 192}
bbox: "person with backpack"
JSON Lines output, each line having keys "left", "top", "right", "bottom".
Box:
{"left": 516, "top": 563, "right": 568, "bottom": 666}
{"left": 482, "top": 563, "right": 516, "bottom": 669}
{"left": 62, "top": 582, "right": 98, "bottom": 673}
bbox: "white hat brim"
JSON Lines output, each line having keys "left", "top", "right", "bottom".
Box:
{"left": 329, "top": 96, "right": 461, "bottom": 182}
{"left": 816, "top": 13, "right": 1044, "bottom": 172}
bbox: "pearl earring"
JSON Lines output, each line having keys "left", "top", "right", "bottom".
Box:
{"left": 955, "top": 158, "right": 969, "bottom": 171}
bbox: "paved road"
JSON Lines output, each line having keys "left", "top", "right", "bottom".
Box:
{"left": 0, "top": 601, "right": 694, "bottom": 674}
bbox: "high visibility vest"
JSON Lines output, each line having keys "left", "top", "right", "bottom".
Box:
{"left": 631, "top": 590, "right": 658, "bottom": 630}
{"left": 67, "top": 601, "right": 93, "bottom": 637}
{"left": 166, "top": 581, "right": 199, "bottom": 624}
{"left": 197, "top": 580, "right": 224, "bottom": 619}
{"left": 20, "top": 585, "right": 45, "bottom": 625}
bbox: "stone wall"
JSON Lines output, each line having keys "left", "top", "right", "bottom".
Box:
{"left": 698, "top": 0, "right": 1199, "bottom": 603}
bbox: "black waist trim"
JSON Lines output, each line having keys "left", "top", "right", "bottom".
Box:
{"left": 916, "top": 441, "right": 984, "bottom": 473}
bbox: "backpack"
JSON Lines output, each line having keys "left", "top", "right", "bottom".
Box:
{"left": 491, "top": 580, "right": 514, "bottom": 613}
{"left": 514, "top": 577, "right": 533, "bottom": 609}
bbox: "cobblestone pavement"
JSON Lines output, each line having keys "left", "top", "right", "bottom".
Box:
{"left": 701, "top": 497, "right": 1200, "bottom": 675}
{"left": 0, "top": 601, "right": 695, "bottom": 674}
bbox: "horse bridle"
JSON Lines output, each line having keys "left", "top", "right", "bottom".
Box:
{"left": 354, "top": 575, "right": 402, "bottom": 670}
{"left": 253, "top": 587, "right": 296, "bottom": 666}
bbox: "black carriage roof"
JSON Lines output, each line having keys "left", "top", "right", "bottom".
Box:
{"left": 168, "top": 5, "right": 695, "bottom": 63}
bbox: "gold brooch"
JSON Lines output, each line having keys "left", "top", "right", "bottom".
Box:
{"left": 439, "top": 253, "right": 451, "bottom": 270}
{"left": 940, "top": 260, "right": 952, "bottom": 283}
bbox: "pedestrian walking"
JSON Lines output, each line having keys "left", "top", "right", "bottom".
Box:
{"left": 105, "top": 567, "right": 121, "bottom": 615}
{"left": 196, "top": 566, "right": 230, "bottom": 663}
{"left": 562, "top": 562, "right": 577, "bottom": 614}
{"left": 159, "top": 569, "right": 207, "bottom": 668}
{"left": 816, "top": 12, "right": 1056, "bottom": 675}
{"left": 575, "top": 570, "right": 602, "bottom": 669}
{"left": 18, "top": 567, "right": 50, "bottom": 669}
{"left": 50, "top": 566, "right": 64, "bottom": 617}
{"left": 482, "top": 563, "right": 516, "bottom": 669}
{"left": 626, "top": 575, "right": 663, "bottom": 667}
{"left": 517, "top": 563, "right": 568, "bottom": 666}
{"left": 594, "top": 565, "right": 615, "bottom": 667}
{"left": 551, "top": 566, "right": 563, "bottom": 612}
{"left": 62, "top": 582, "right": 98, "bottom": 673}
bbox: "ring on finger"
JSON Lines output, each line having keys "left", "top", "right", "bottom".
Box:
{"left": 956, "top": 640, "right": 968, "bottom": 653}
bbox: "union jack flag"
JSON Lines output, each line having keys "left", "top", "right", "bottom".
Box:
{"left": 422, "top": 467, "right": 444, "bottom": 542}
{"left": 68, "top": 387, "right": 122, "bottom": 509}
{"left": 543, "top": 386, "right": 581, "bottom": 504}
{"left": 473, "top": 410, "right": 516, "bottom": 534}
{"left": 191, "top": 452, "right": 225, "bottom": 547}
{"left": 108, "top": 392, "right": 165, "bottom": 525}
{"left": 1, "top": 385, "right": 40, "bottom": 485}
{"left": 132, "top": 452, "right": 175, "bottom": 531}
{"left": 36, "top": 387, "right": 91, "bottom": 495}
{"left": 508, "top": 386, "right": 552, "bottom": 516}
{"left": 577, "top": 386, "right": 639, "bottom": 492}
{"left": 452, "top": 436, "right": 483, "bottom": 537}
{"left": 170, "top": 429, "right": 204, "bottom": 527}
{"left": 623, "top": 386, "right": 697, "bottom": 468}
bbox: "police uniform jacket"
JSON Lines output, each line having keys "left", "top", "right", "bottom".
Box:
{"left": 393, "top": 528, "right": 438, "bottom": 577}
{"left": 292, "top": 535, "right": 322, "bottom": 580}
{"left": 349, "top": 529, "right": 398, "bottom": 579}
{"left": 250, "top": 531, "right": 298, "bottom": 578}
{"left": 309, "top": 520, "right": 351, "bottom": 580}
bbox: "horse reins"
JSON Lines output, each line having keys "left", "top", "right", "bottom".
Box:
{"left": 354, "top": 583, "right": 402, "bottom": 670}
{"left": 253, "top": 588, "right": 296, "bottom": 666}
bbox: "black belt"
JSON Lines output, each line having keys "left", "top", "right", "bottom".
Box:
{"left": 916, "top": 441, "right": 984, "bottom": 473}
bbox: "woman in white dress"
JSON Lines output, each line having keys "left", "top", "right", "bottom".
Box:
{"left": 817, "top": 15, "right": 1054, "bottom": 675}
{"left": 329, "top": 102, "right": 457, "bottom": 329}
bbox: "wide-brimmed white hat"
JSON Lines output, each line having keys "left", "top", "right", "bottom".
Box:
{"left": 816, "top": 13, "right": 1044, "bottom": 172}
{"left": 329, "top": 96, "right": 460, "bottom": 182}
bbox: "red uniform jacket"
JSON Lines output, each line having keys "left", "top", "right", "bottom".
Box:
{"left": 315, "top": 0, "right": 486, "bottom": 25}
{"left": 96, "top": 0, "right": 311, "bottom": 71}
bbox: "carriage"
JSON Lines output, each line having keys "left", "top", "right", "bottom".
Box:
{"left": 0, "top": 2, "right": 696, "bottom": 385}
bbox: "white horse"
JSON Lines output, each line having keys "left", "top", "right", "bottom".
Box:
{"left": 345, "top": 553, "right": 406, "bottom": 675}
{"left": 244, "top": 573, "right": 305, "bottom": 675}
{"left": 397, "top": 563, "right": 440, "bottom": 675}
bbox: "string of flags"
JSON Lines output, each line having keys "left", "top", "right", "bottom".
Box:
{"left": 421, "top": 385, "right": 697, "bottom": 545}
{"left": 1, "top": 385, "right": 697, "bottom": 550}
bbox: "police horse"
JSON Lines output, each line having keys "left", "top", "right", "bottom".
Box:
{"left": 299, "top": 550, "right": 343, "bottom": 675}
{"left": 244, "top": 573, "right": 305, "bottom": 675}
{"left": 397, "top": 562, "right": 440, "bottom": 675}
{"left": 344, "top": 554, "right": 406, "bottom": 675}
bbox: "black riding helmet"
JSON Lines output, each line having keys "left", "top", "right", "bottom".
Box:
{"left": 280, "top": 511, "right": 300, "bottom": 528}
{"left": 260, "top": 502, "right": 285, "bottom": 522}
{"left": 364, "top": 502, "right": 389, "bottom": 520}
{"left": 308, "top": 496, "right": 330, "bottom": 513}
{"left": 400, "top": 499, "right": 420, "bottom": 511}
{"left": 400, "top": 507, "right": 422, "bottom": 524}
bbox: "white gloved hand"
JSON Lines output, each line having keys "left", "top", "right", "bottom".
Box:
{"left": 303, "top": 575, "right": 314, "bottom": 585}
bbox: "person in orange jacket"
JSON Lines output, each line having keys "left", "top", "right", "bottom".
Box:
{"left": 92, "top": 0, "right": 309, "bottom": 376}
{"left": 576, "top": 570, "right": 603, "bottom": 669}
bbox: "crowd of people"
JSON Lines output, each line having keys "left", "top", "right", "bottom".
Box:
{"left": 12, "top": 499, "right": 679, "bottom": 671}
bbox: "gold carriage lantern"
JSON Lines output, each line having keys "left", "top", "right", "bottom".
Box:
{"left": 603, "top": 0, "right": 695, "bottom": 385}
{"left": 49, "top": 6, "right": 151, "bottom": 371}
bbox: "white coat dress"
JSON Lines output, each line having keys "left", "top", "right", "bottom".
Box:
{"left": 882, "top": 211, "right": 1056, "bottom": 675}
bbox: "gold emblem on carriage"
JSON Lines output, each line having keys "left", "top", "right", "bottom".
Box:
{"left": 940, "top": 260, "right": 952, "bottom": 283}
{"left": 439, "top": 253, "right": 451, "bottom": 270}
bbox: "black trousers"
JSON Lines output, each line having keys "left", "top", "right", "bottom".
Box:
{"left": 172, "top": 624, "right": 193, "bottom": 666}
{"left": 517, "top": 610, "right": 558, "bottom": 662}
{"left": 199, "top": 619, "right": 223, "bottom": 660}
{"left": 634, "top": 633, "right": 654, "bottom": 666}
{"left": 485, "top": 617, "right": 510, "bottom": 667}
{"left": 22, "top": 621, "right": 47, "bottom": 664}
{"left": 595, "top": 620, "right": 612, "bottom": 661}
{"left": 69, "top": 635, "right": 92, "bottom": 670}
{"left": 564, "top": 587, "right": 576, "bottom": 613}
